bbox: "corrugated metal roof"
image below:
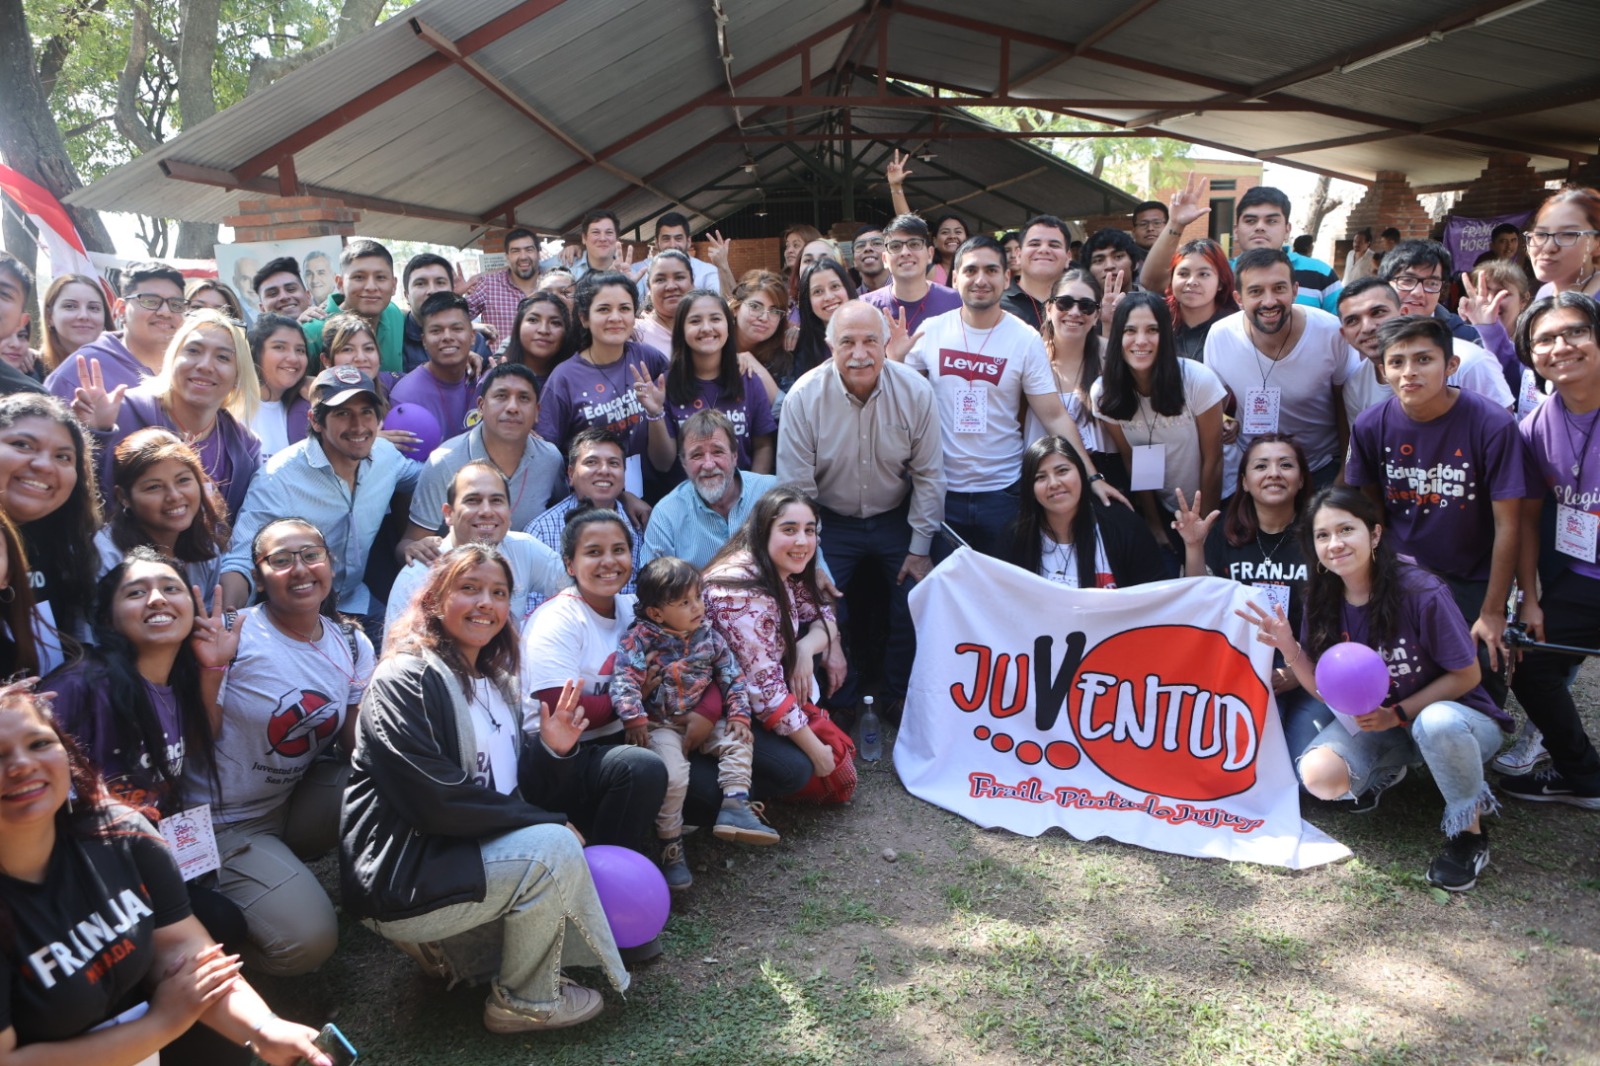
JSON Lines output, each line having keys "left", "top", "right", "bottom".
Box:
{"left": 69, "top": 0, "right": 1600, "bottom": 245}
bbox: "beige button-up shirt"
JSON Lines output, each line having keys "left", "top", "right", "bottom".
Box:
{"left": 777, "top": 359, "right": 946, "bottom": 555}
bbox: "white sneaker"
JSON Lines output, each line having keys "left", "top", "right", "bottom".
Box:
{"left": 1492, "top": 724, "right": 1549, "bottom": 775}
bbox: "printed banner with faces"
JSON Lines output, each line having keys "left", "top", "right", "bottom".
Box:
{"left": 898, "top": 551, "right": 1350, "bottom": 869}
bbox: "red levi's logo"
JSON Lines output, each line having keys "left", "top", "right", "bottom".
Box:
{"left": 939, "top": 349, "right": 1006, "bottom": 386}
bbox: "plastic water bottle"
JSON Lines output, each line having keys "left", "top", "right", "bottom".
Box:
{"left": 858, "top": 696, "right": 882, "bottom": 763}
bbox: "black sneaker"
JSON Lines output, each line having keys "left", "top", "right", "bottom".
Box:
{"left": 1427, "top": 828, "right": 1490, "bottom": 892}
{"left": 1344, "top": 765, "right": 1407, "bottom": 813}
{"left": 1498, "top": 766, "right": 1600, "bottom": 809}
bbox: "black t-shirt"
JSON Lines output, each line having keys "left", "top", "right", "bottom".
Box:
{"left": 1204, "top": 523, "right": 1309, "bottom": 636}
{"left": 0, "top": 807, "right": 190, "bottom": 1044}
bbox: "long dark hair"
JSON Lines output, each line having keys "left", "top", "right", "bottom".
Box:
{"left": 1223, "top": 433, "right": 1313, "bottom": 546}
{"left": 386, "top": 544, "right": 520, "bottom": 700}
{"left": 1040, "top": 268, "right": 1105, "bottom": 400}
{"left": 1515, "top": 290, "right": 1600, "bottom": 369}
{"left": 247, "top": 313, "right": 309, "bottom": 401}
{"left": 667, "top": 289, "right": 743, "bottom": 408}
{"left": 733, "top": 270, "right": 791, "bottom": 382}
{"left": 0, "top": 394, "right": 100, "bottom": 637}
{"left": 0, "top": 512, "right": 39, "bottom": 679}
{"left": 1010, "top": 437, "right": 1100, "bottom": 588}
{"left": 108, "top": 428, "right": 230, "bottom": 564}
{"left": 574, "top": 271, "right": 637, "bottom": 351}
{"left": 1097, "top": 292, "right": 1185, "bottom": 420}
{"left": 1299, "top": 486, "right": 1405, "bottom": 658}
{"left": 704, "top": 486, "right": 832, "bottom": 681}
{"left": 50, "top": 548, "right": 214, "bottom": 814}
{"left": 502, "top": 291, "right": 576, "bottom": 373}
{"left": 794, "top": 259, "right": 857, "bottom": 379}
{"left": 929, "top": 212, "right": 968, "bottom": 270}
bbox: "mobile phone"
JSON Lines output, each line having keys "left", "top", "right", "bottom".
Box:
{"left": 248, "top": 1022, "right": 357, "bottom": 1066}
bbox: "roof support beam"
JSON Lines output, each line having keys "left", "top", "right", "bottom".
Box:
{"left": 700, "top": 94, "right": 1290, "bottom": 110}
{"left": 161, "top": 160, "right": 492, "bottom": 226}
{"left": 235, "top": 0, "right": 577, "bottom": 182}
{"left": 711, "top": 128, "right": 1163, "bottom": 143}
{"left": 1006, "top": 0, "right": 1165, "bottom": 91}
{"left": 1127, "top": 0, "right": 1553, "bottom": 126}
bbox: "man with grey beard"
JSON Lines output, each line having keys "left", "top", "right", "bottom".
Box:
{"left": 777, "top": 300, "right": 945, "bottom": 719}
{"left": 641, "top": 409, "right": 780, "bottom": 570}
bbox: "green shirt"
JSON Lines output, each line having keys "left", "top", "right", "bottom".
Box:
{"left": 301, "top": 293, "right": 407, "bottom": 373}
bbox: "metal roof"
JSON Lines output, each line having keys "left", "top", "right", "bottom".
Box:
{"left": 69, "top": 0, "right": 1600, "bottom": 245}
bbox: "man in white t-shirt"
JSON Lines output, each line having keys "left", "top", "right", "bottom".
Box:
{"left": 1202, "top": 248, "right": 1350, "bottom": 496}
{"left": 901, "top": 236, "right": 1119, "bottom": 557}
{"left": 1336, "top": 277, "right": 1516, "bottom": 425}
{"left": 386, "top": 461, "right": 568, "bottom": 632}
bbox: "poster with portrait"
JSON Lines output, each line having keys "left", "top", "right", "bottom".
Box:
{"left": 213, "top": 235, "right": 342, "bottom": 321}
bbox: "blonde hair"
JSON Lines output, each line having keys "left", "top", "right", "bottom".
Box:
{"left": 148, "top": 309, "right": 260, "bottom": 423}
{"left": 1470, "top": 258, "right": 1532, "bottom": 301}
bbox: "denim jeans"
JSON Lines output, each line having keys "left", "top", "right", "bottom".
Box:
{"left": 1300, "top": 700, "right": 1504, "bottom": 834}
{"left": 1278, "top": 686, "right": 1334, "bottom": 764}
{"left": 370, "top": 823, "right": 627, "bottom": 1013}
{"left": 817, "top": 504, "right": 918, "bottom": 698}
{"left": 936, "top": 483, "right": 1020, "bottom": 561}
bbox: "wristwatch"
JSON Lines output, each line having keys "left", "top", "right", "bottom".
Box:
{"left": 1088, "top": 472, "right": 1106, "bottom": 484}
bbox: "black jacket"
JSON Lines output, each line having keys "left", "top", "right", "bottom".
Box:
{"left": 339, "top": 652, "right": 573, "bottom": 922}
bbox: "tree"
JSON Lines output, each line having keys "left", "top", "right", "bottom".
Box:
{"left": 962, "top": 104, "right": 1191, "bottom": 196}
{"left": 10, "top": 0, "right": 391, "bottom": 260}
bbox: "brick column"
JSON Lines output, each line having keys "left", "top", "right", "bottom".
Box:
{"left": 1450, "top": 154, "right": 1548, "bottom": 221}
{"left": 1344, "top": 171, "right": 1432, "bottom": 241}
{"left": 222, "top": 195, "right": 360, "bottom": 244}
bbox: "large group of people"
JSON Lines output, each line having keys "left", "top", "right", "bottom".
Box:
{"left": 1, "top": 166, "right": 1598, "bottom": 1061}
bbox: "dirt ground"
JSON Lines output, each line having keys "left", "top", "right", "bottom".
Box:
{"left": 264, "top": 666, "right": 1600, "bottom": 1066}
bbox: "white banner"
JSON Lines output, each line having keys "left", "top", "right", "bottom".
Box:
{"left": 898, "top": 549, "right": 1349, "bottom": 869}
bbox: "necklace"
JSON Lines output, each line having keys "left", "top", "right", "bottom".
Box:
{"left": 473, "top": 677, "right": 506, "bottom": 733}
{"left": 581, "top": 347, "right": 632, "bottom": 402}
{"left": 1256, "top": 527, "right": 1291, "bottom": 568}
{"left": 1042, "top": 533, "right": 1076, "bottom": 582}
{"left": 1559, "top": 401, "right": 1600, "bottom": 479}
{"left": 264, "top": 609, "right": 359, "bottom": 688}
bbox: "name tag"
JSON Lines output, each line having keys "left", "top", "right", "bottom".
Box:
{"left": 1130, "top": 444, "right": 1166, "bottom": 492}
{"left": 1242, "top": 386, "right": 1281, "bottom": 435}
{"left": 1556, "top": 504, "right": 1598, "bottom": 563}
{"left": 159, "top": 803, "right": 221, "bottom": 881}
{"left": 954, "top": 386, "right": 987, "bottom": 434}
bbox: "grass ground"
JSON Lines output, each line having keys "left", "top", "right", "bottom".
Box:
{"left": 259, "top": 669, "right": 1600, "bottom": 1066}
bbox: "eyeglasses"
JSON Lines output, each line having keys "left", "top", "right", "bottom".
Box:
{"left": 126, "top": 293, "right": 191, "bottom": 313}
{"left": 885, "top": 239, "right": 928, "bottom": 254}
{"left": 1050, "top": 296, "right": 1101, "bottom": 316}
{"left": 1524, "top": 229, "right": 1599, "bottom": 250}
{"left": 1390, "top": 275, "right": 1444, "bottom": 294}
{"left": 257, "top": 546, "right": 330, "bottom": 571}
{"left": 853, "top": 237, "right": 885, "bottom": 250}
{"left": 1530, "top": 323, "right": 1596, "bottom": 353}
{"left": 740, "top": 302, "right": 781, "bottom": 319}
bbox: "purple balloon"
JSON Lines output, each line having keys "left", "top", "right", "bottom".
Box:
{"left": 584, "top": 844, "right": 670, "bottom": 948}
{"left": 383, "top": 402, "right": 442, "bottom": 458}
{"left": 1315, "top": 641, "right": 1391, "bottom": 716}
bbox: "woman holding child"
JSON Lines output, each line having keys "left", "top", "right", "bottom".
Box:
{"left": 342, "top": 543, "right": 628, "bottom": 1033}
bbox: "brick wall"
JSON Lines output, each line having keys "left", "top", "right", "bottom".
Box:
{"left": 1450, "top": 154, "right": 1547, "bottom": 221}
{"left": 1344, "top": 171, "right": 1432, "bottom": 242}
{"left": 223, "top": 196, "right": 360, "bottom": 244}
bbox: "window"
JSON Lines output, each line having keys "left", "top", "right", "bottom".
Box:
{"left": 1208, "top": 198, "right": 1235, "bottom": 251}
{"left": 1210, "top": 179, "right": 1237, "bottom": 191}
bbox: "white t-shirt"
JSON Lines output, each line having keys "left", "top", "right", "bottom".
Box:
{"left": 1024, "top": 389, "right": 1101, "bottom": 452}
{"left": 384, "top": 531, "right": 569, "bottom": 634}
{"left": 468, "top": 676, "right": 521, "bottom": 795}
{"left": 1090, "top": 359, "right": 1227, "bottom": 513}
{"left": 246, "top": 400, "right": 291, "bottom": 459}
{"left": 1341, "top": 339, "right": 1518, "bottom": 426}
{"left": 521, "top": 588, "right": 636, "bottom": 739}
{"left": 1203, "top": 308, "right": 1351, "bottom": 492}
{"left": 907, "top": 308, "right": 1056, "bottom": 492}
{"left": 186, "top": 605, "right": 375, "bottom": 824}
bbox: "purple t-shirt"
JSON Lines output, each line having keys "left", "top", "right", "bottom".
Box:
{"left": 665, "top": 373, "right": 778, "bottom": 469}
{"left": 1345, "top": 388, "right": 1526, "bottom": 582}
{"left": 863, "top": 283, "right": 963, "bottom": 335}
{"left": 1521, "top": 394, "right": 1600, "bottom": 580}
{"left": 535, "top": 341, "right": 669, "bottom": 461}
{"left": 1302, "top": 566, "right": 1507, "bottom": 725}
{"left": 46, "top": 663, "right": 186, "bottom": 813}
{"left": 389, "top": 366, "right": 476, "bottom": 443}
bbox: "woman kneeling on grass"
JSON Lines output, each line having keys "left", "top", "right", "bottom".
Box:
{"left": 1238, "top": 486, "right": 1512, "bottom": 891}
{"left": 341, "top": 543, "right": 627, "bottom": 1032}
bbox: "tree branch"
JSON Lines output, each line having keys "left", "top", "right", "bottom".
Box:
{"left": 114, "top": 2, "right": 162, "bottom": 154}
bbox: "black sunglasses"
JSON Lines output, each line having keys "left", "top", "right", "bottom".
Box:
{"left": 1049, "top": 296, "right": 1100, "bottom": 315}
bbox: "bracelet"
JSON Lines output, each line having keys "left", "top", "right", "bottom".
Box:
{"left": 243, "top": 1013, "right": 277, "bottom": 1050}
{"left": 202, "top": 664, "right": 230, "bottom": 672}
{"left": 1088, "top": 472, "right": 1106, "bottom": 483}
{"left": 642, "top": 409, "right": 665, "bottom": 422}
{"left": 1392, "top": 703, "right": 1411, "bottom": 724}
{"left": 1283, "top": 643, "right": 1302, "bottom": 669}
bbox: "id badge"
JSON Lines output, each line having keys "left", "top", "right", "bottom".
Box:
{"left": 1555, "top": 504, "right": 1599, "bottom": 563}
{"left": 1256, "top": 582, "right": 1292, "bottom": 618}
{"left": 159, "top": 803, "right": 221, "bottom": 881}
{"left": 1130, "top": 444, "right": 1166, "bottom": 491}
{"left": 954, "top": 386, "right": 987, "bottom": 434}
{"left": 1242, "top": 386, "right": 1281, "bottom": 435}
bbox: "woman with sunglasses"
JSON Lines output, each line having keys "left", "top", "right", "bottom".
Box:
{"left": 181, "top": 517, "right": 374, "bottom": 977}
{"left": 1029, "top": 269, "right": 1121, "bottom": 480}
{"left": 1526, "top": 186, "right": 1600, "bottom": 301}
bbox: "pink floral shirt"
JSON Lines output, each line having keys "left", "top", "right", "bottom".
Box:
{"left": 702, "top": 551, "right": 835, "bottom": 735}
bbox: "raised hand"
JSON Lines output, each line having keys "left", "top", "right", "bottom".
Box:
{"left": 1099, "top": 268, "right": 1127, "bottom": 331}
{"left": 71, "top": 355, "right": 127, "bottom": 432}
{"left": 1170, "top": 487, "right": 1220, "bottom": 547}
{"left": 886, "top": 149, "right": 913, "bottom": 188}
{"left": 885, "top": 305, "right": 923, "bottom": 362}
{"left": 705, "top": 230, "right": 732, "bottom": 269}
{"left": 629, "top": 361, "right": 667, "bottom": 417}
{"left": 1457, "top": 270, "right": 1509, "bottom": 327}
{"left": 453, "top": 260, "right": 475, "bottom": 295}
{"left": 538, "top": 679, "right": 588, "bottom": 756}
{"left": 1234, "top": 599, "right": 1296, "bottom": 655}
{"left": 189, "top": 586, "right": 241, "bottom": 669}
{"left": 1170, "top": 171, "right": 1212, "bottom": 228}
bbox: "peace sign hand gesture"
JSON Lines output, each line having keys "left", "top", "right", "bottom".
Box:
{"left": 629, "top": 361, "right": 667, "bottom": 417}
{"left": 1170, "top": 487, "right": 1220, "bottom": 547}
{"left": 71, "top": 355, "right": 127, "bottom": 432}
{"left": 1234, "top": 598, "right": 1297, "bottom": 656}
{"left": 1170, "top": 171, "right": 1212, "bottom": 229}
{"left": 1100, "top": 268, "right": 1127, "bottom": 331}
{"left": 188, "top": 586, "right": 241, "bottom": 669}
{"left": 885, "top": 305, "right": 923, "bottom": 362}
{"left": 1457, "top": 270, "right": 1509, "bottom": 327}
{"left": 886, "top": 149, "right": 913, "bottom": 188}
{"left": 705, "top": 230, "right": 732, "bottom": 270}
